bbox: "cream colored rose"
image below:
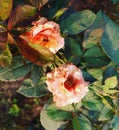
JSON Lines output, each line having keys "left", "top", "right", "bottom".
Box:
{"left": 46, "top": 64, "right": 89, "bottom": 107}
{"left": 24, "top": 17, "right": 64, "bottom": 54}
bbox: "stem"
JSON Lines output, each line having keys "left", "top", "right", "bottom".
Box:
{"left": 72, "top": 103, "right": 78, "bottom": 117}
{"left": 54, "top": 53, "right": 67, "bottom": 66}
{"left": 72, "top": 103, "right": 77, "bottom": 112}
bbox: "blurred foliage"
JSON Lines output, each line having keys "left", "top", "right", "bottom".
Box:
{"left": 110, "top": 0, "right": 119, "bottom": 4}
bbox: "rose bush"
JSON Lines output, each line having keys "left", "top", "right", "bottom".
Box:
{"left": 46, "top": 64, "right": 89, "bottom": 107}
{"left": 0, "top": 0, "right": 119, "bottom": 130}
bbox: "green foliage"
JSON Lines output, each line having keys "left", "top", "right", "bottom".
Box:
{"left": 83, "top": 10, "right": 105, "bottom": 49}
{"left": 17, "top": 65, "right": 48, "bottom": 97}
{"left": 61, "top": 10, "right": 96, "bottom": 35}
{"left": 8, "top": 104, "right": 21, "bottom": 117}
{"left": 82, "top": 70, "right": 96, "bottom": 83}
{"left": 53, "top": 8, "right": 68, "bottom": 21}
{"left": 64, "top": 37, "right": 82, "bottom": 64}
{"left": 45, "top": 102, "right": 72, "bottom": 121}
{"left": 83, "top": 28, "right": 103, "bottom": 49}
{"left": 88, "top": 68, "right": 103, "bottom": 80}
{"left": 17, "top": 78, "right": 48, "bottom": 97}
{"left": 110, "top": 0, "right": 119, "bottom": 4}
{"left": 40, "top": 105, "right": 66, "bottom": 130}
{"left": 82, "top": 90, "right": 103, "bottom": 111}
{"left": 0, "top": 44, "right": 12, "bottom": 67}
{"left": 0, "top": 0, "right": 13, "bottom": 20}
{"left": 0, "top": 25, "right": 12, "bottom": 66}
{"left": 83, "top": 46, "right": 110, "bottom": 67}
{"left": 8, "top": 5, "right": 37, "bottom": 30}
{"left": 72, "top": 115, "right": 92, "bottom": 130}
{"left": 48, "top": 0, "right": 69, "bottom": 19}
{"left": 102, "top": 76, "right": 119, "bottom": 95}
{"left": 98, "top": 106, "right": 114, "bottom": 121}
{"left": 111, "top": 115, "right": 119, "bottom": 130}
{"left": 0, "top": 56, "right": 33, "bottom": 81}
{"left": 103, "top": 66, "right": 119, "bottom": 81}
{"left": 100, "top": 12, "right": 119, "bottom": 66}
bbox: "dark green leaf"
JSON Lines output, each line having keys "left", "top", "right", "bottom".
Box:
{"left": 111, "top": 0, "right": 119, "bottom": 4}
{"left": 72, "top": 115, "right": 92, "bottom": 130}
{"left": 102, "top": 97, "right": 113, "bottom": 110}
{"left": 46, "top": 103, "right": 72, "bottom": 121}
{"left": 58, "top": 102, "right": 82, "bottom": 112}
{"left": 82, "top": 90, "right": 103, "bottom": 111}
{"left": 17, "top": 65, "right": 48, "bottom": 97}
{"left": 103, "top": 66, "right": 119, "bottom": 82}
{"left": 0, "top": 0, "right": 13, "bottom": 20}
{"left": 17, "top": 78, "right": 48, "bottom": 97}
{"left": 83, "top": 10, "right": 105, "bottom": 49}
{"left": 8, "top": 5, "right": 37, "bottom": 30}
{"left": 48, "top": 0, "right": 69, "bottom": 19}
{"left": 111, "top": 115, "right": 119, "bottom": 130}
{"left": 64, "top": 37, "right": 82, "bottom": 64}
{"left": 99, "top": 106, "right": 114, "bottom": 121}
{"left": 72, "top": 116, "right": 80, "bottom": 130}
{"left": 0, "top": 56, "right": 33, "bottom": 81}
{"left": 82, "top": 71, "right": 96, "bottom": 83}
{"left": 61, "top": 10, "right": 96, "bottom": 34}
{"left": 87, "top": 110, "right": 100, "bottom": 122}
{"left": 83, "top": 46, "right": 110, "bottom": 67}
{"left": 58, "top": 122, "right": 73, "bottom": 130}
{"left": 100, "top": 12, "right": 119, "bottom": 66}
{"left": 85, "top": 10, "right": 105, "bottom": 31}
{"left": 30, "top": 65, "right": 44, "bottom": 85}
{"left": 40, "top": 105, "right": 66, "bottom": 130}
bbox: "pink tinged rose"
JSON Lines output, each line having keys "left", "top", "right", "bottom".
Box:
{"left": 46, "top": 64, "right": 89, "bottom": 107}
{"left": 24, "top": 17, "right": 64, "bottom": 54}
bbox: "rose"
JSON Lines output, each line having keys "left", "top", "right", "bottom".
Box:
{"left": 46, "top": 63, "right": 89, "bottom": 107}
{"left": 21, "top": 17, "right": 64, "bottom": 54}
{"left": 16, "top": 17, "right": 64, "bottom": 65}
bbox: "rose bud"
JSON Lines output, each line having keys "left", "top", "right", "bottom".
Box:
{"left": 16, "top": 17, "right": 64, "bottom": 65}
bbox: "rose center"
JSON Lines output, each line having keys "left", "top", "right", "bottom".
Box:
{"left": 43, "top": 38, "right": 49, "bottom": 42}
{"left": 64, "top": 75, "right": 78, "bottom": 91}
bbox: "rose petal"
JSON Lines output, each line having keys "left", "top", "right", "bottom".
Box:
{"left": 46, "top": 64, "right": 89, "bottom": 107}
